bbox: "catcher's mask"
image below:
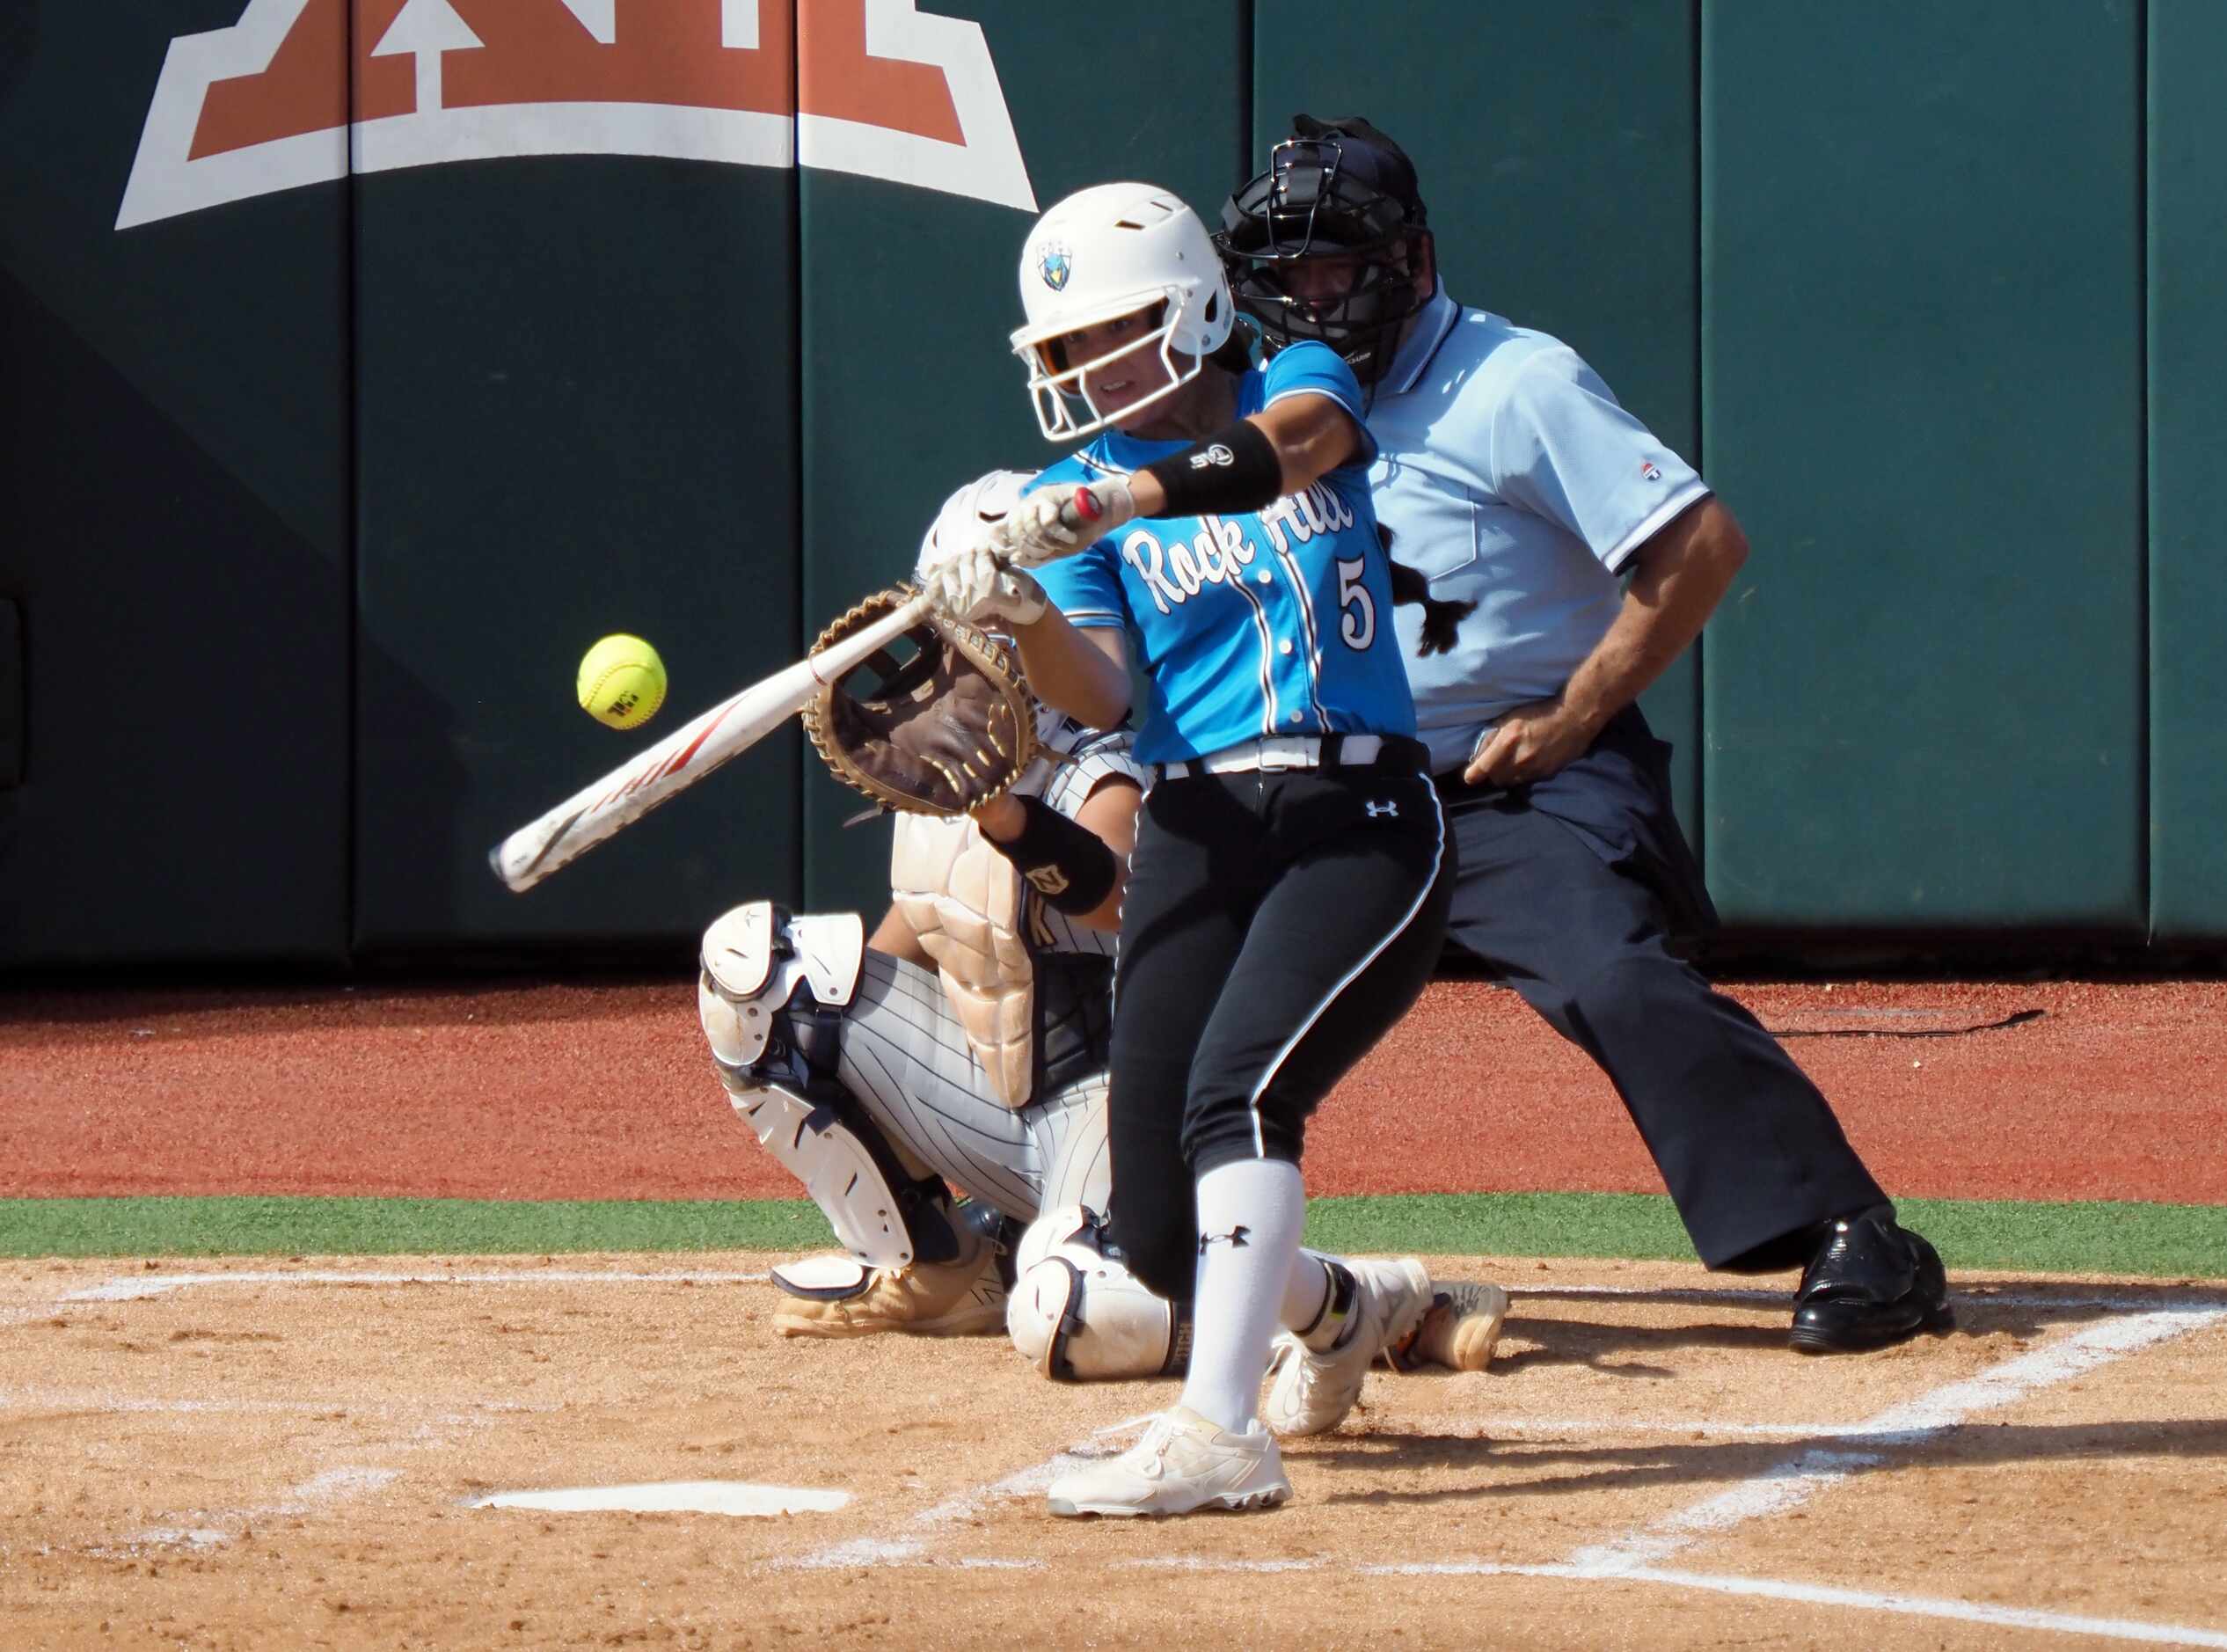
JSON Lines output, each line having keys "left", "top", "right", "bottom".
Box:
{"left": 1215, "top": 115, "right": 1435, "bottom": 386}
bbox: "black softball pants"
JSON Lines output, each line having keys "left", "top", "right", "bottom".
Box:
{"left": 1104, "top": 754, "right": 1452, "bottom": 1305}
{"left": 1438, "top": 705, "right": 1887, "bottom": 1271}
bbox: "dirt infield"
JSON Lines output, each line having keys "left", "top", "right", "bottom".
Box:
{"left": 4, "top": 1254, "right": 2224, "bottom": 1649}
{"left": 5, "top": 976, "right": 2225, "bottom": 1203}
{"left": 5, "top": 976, "right": 2226, "bottom": 1645}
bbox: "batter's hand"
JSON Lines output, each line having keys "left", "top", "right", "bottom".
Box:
{"left": 997, "top": 480, "right": 1135, "bottom": 567}
{"left": 1464, "top": 697, "right": 1598, "bottom": 788}
{"left": 926, "top": 545, "right": 1048, "bottom": 629}
{"left": 916, "top": 516, "right": 991, "bottom": 583}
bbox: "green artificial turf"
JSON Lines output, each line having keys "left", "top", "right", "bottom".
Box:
{"left": 1, "top": 1192, "right": 2222, "bottom": 1277}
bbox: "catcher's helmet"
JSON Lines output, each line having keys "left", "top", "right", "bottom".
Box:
{"left": 1011, "top": 182, "right": 1236, "bottom": 442}
{"left": 1215, "top": 114, "right": 1434, "bottom": 385}
{"left": 915, "top": 468, "right": 1033, "bottom": 582}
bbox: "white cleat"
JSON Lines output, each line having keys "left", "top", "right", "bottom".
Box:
{"left": 1262, "top": 1257, "right": 1434, "bottom": 1436}
{"left": 1046, "top": 1407, "right": 1291, "bottom": 1518}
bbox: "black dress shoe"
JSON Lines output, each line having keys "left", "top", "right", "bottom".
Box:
{"left": 1790, "top": 1205, "right": 1953, "bottom": 1354}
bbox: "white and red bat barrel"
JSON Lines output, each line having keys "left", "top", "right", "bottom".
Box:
{"left": 489, "top": 590, "right": 931, "bottom": 892}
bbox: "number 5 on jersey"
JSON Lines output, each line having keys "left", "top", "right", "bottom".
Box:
{"left": 1336, "top": 557, "right": 1376, "bottom": 650}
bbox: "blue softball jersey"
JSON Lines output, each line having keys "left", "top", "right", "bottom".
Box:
{"left": 1029, "top": 341, "right": 1415, "bottom": 765}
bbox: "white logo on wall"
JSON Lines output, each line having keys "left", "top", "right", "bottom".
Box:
{"left": 117, "top": 0, "right": 1036, "bottom": 230}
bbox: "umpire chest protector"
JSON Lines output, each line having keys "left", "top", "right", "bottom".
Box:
{"left": 890, "top": 812, "right": 1038, "bottom": 1109}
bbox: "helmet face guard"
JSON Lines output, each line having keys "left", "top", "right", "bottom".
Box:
{"left": 1011, "top": 292, "right": 1207, "bottom": 444}
{"left": 1216, "top": 137, "right": 1432, "bottom": 385}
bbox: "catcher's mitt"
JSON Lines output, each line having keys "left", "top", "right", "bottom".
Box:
{"left": 802, "top": 586, "right": 1036, "bottom": 816}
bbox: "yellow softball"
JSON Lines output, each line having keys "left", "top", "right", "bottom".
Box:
{"left": 576, "top": 633, "right": 667, "bottom": 731}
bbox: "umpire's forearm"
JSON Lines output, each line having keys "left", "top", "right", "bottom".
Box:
{"left": 1011, "top": 609, "right": 1131, "bottom": 730}
{"left": 1561, "top": 495, "right": 1749, "bottom": 731}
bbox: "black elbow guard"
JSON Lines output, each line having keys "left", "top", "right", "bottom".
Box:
{"left": 1137, "top": 418, "right": 1283, "bottom": 517}
{"left": 984, "top": 795, "right": 1120, "bottom": 917}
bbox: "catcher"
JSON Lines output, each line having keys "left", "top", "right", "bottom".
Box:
{"left": 695, "top": 469, "right": 1508, "bottom": 1400}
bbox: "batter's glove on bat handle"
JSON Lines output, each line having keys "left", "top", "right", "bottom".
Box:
{"left": 997, "top": 480, "right": 1135, "bottom": 567}
{"left": 926, "top": 544, "right": 1049, "bottom": 629}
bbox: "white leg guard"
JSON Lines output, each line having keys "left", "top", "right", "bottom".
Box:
{"left": 727, "top": 1082, "right": 924, "bottom": 1271}
{"left": 1006, "top": 1206, "right": 1189, "bottom": 1381}
{"left": 697, "top": 900, "right": 924, "bottom": 1273}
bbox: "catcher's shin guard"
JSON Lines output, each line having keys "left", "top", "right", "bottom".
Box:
{"left": 1006, "top": 1206, "right": 1191, "bottom": 1380}
{"left": 699, "top": 901, "right": 960, "bottom": 1272}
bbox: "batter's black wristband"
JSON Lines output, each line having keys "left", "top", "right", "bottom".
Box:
{"left": 984, "top": 795, "right": 1119, "bottom": 917}
{"left": 1137, "top": 417, "right": 1283, "bottom": 517}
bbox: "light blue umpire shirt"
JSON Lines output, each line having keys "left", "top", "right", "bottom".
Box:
{"left": 1029, "top": 340, "right": 1415, "bottom": 767}
{"left": 1369, "top": 282, "right": 1713, "bottom": 774}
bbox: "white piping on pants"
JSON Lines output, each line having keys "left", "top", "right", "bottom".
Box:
{"left": 1245, "top": 775, "right": 1447, "bottom": 1156}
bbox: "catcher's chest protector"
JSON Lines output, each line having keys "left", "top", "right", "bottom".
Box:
{"left": 890, "top": 812, "right": 1036, "bottom": 1109}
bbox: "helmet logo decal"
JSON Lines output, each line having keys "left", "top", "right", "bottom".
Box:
{"left": 1038, "top": 241, "right": 1073, "bottom": 291}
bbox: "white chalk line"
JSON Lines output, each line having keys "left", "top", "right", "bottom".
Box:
{"left": 1507, "top": 1283, "right": 2227, "bottom": 1312}
{"left": 781, "top": 1412, "right": 1156, "bottom": 1572}
{"left": 1567, "top": 1309, "right": 2227, "bottom": 1575}
{"left": 0, "top": 1383, "right": 536, "bottom": 1422}
{"left": 16, "top": 1268, "right": 2216, "bottom": 1312}
{"left": 1566, "top": 1305, "right": 2227, "bottom": 1575}
{"left": 1392, "top": 1414, "right": 1990, "bottom": 1440}
{"left": 1613, "top": 1566, "right": 2227, "bottom": 1649}
{"left": 845, "top": 1553, "right": 2227, "bottom": 1647}
{"left": 83, "top": 1466, "right": 405, "bottom": 1560}
{"left": 1126, "top": 1558, "right": 2227, "bottom": 1648}
{"left": 53, "top": 1268, "right": 772, "bottom": 1302}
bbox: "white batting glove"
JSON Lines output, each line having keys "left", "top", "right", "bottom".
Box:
{"left": 927, "top": 545, "right": 1048, "bottom": 629}
{"left": 997, "top": 479, "right": 1136, "bottom": 567}
{"left": 914, "top": 530, "right": 975, "bottom": 585}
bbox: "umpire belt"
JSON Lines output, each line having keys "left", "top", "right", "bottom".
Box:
{"left": 1152, "top": 733, "right": 1426, "bottom": 782}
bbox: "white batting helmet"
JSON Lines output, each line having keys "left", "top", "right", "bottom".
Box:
{"left": 1011, "top": 182, "right": 1237, "bottom": 443}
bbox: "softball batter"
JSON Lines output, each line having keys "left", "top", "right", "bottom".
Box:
{"left": 700, "top": 470, "right": 1501, "bottom": 1390}
{"left": 929, "top": 182, "right": 1454, "bottom": 1518}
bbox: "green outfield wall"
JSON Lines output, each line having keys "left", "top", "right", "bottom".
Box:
{"left": 1, "top": 1, "right": 2218, "bottom": 968}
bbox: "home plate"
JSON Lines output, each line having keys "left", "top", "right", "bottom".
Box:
{"left": 471, "top": 1482, "right": 851, "bottom": 1517}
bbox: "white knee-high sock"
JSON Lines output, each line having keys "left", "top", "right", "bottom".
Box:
{"left": 1178, "top": 1158, "right": 1307, "bottom": 1435}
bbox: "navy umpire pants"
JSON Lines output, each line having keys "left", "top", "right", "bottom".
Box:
{"left": 1437, "top": 705, "right": 1887, "bottom": 1272}
{"left": 1105, "top": 742, "right": 1452, "bottom": 1305}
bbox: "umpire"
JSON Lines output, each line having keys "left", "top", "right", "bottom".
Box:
{"left": 1214, "top": 115, "right": 1951, "bottom": 1353}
